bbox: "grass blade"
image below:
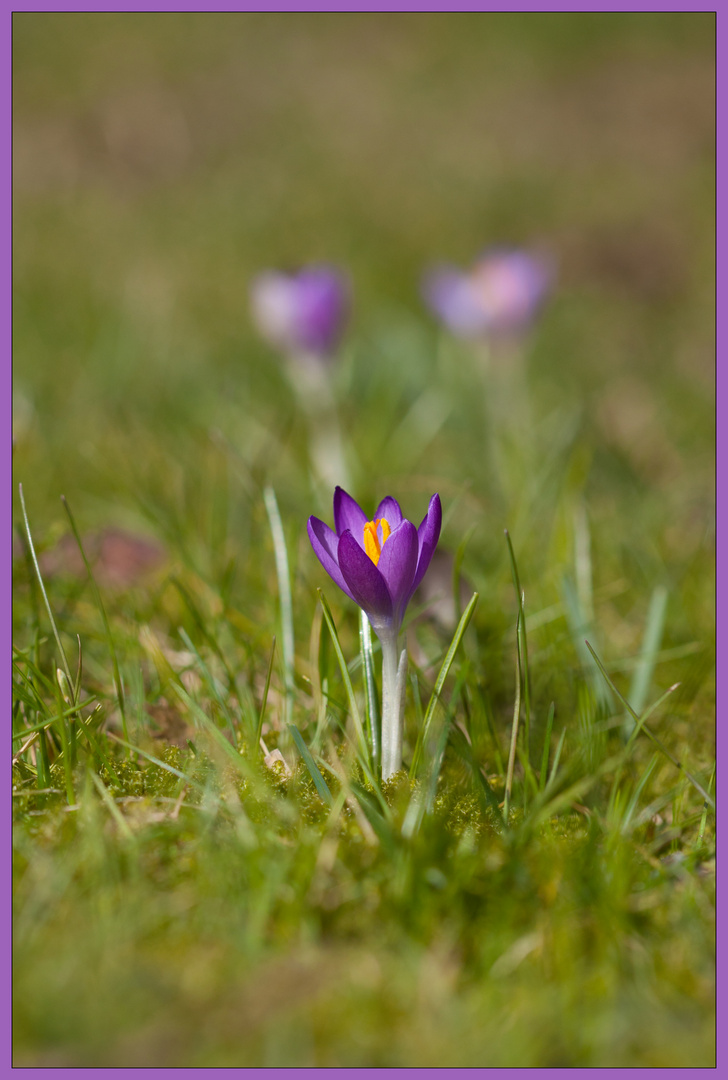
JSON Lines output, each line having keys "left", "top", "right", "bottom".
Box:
{"left": 11, "top": 696, "right": 98, "bottom": 740}
{"left": 585, "top": 640, "right": 714, "bottom": 808}
{"left": 289, "top": 723, "right": 334, "bottom": 807}
{"left": 624, "top": 683, "right": 683, "bottom": 751}
{"left": 503, "top": 610, "right": 522, "bottom": 825}
{"left": 349, "top": 781, "right": 397, "bottom": 852}
{"left": 52, "top": 671, "right": 75, "bottom": 805}
{"left": 409, "top": 591, "right": 479, "bottom": 779}
{"left": 107, "top": 732, "right": 205, "bottom": 792}
{"left": 481, "top": 686, "right": 505, "bottom": 776}
{"left": 170, "top": 576, "right": 239, "bottom": 691}
{"left": 317, "top": 589, "right": 368, "bottom": 765}
{"left": 574, "top": 501, "right": 594, "bottom": 626}
{"left": 625, "top": 584, "right": 668, "bottom": 737}
{"left": 73, "top": 634, "right": 83, "bottom": 704}
{"left": 505, "top": 530, "right": 531, "bottom": 761}
{"left": 528, "top": 759, "right": 620, "bottom": 830}
{"left": 448, "top": 722, "right": 502, "bottom": 818}
{"left": 263, "top": 486, "right": 295, "bottom": 719}
{"left": 18, "top": 484, "right": 75, "bottom": 698}
{"left": 621, "top": 752, "right": 660, "bottom": 834}
{"left": 539, "top": 701, "right": 556, "bottom": 792}
{"left": 255, "top": 636, "right": 276, "bottom": 747}
{"left": 403, "top": 683, "right": 465, "bottom": 840}
{"left": 547, "top": 729, "right": 567, "bottom": 787}
{"left": 61, "top": 495, "right": 128, "bottom": 742}
{"left": 90, "top": 772, "right": 135, "bottom": 841}
{"left": 177, "top": 626, "right": 238, "bottom": 742}
{"left": 562, "top": 574, "right": 610, "bottom": 708}
{"left": 423, "top": 668, "right": 468, "bottom": 814}
{"left": 170, "top": 682, "right": 249, "bottom": 778}
{"left": 697, "top": 764, "right": 716, "bottom": 845}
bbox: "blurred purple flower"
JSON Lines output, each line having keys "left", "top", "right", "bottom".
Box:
{"left": 422, "top": 248, "right": 554, "bottom": 339}
{"left": 250, "top": 265, "right": 349, "bottom": 358}
{"left": 307, "top": 486, "right": 441, "bottom": 639}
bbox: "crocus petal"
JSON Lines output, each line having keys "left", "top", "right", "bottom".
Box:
{"left": 376, "top": 520, "right": 419, "bottom": 623}
{"left": 471, "top": 248, "right": 552, "bottom": 333}
{"left": 410, "top": 493, "right": 442, "bottom": 597}
{"left": 293, "top": 267, "right": 349, "bottom": 355}
{"left": 423, "top": 250, "right": 553, "bottom": 339}
{"left": 307, "top": 517, "right": 357, "bottom": 604}
{"left": 337, "top": 530, "right": 393, "bottom": 624}
{"left": 374, "top": 496, "right": 403, "bottom": 529}
{"left": 251, "top": 266, "right": 348, "bottom": 358}
{"left": 333, "top": 486, "right": 368, "bottom": 542}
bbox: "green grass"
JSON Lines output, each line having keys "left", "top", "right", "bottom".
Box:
{"left": 13, "top": 12, "right": 714, "bottom": 1068}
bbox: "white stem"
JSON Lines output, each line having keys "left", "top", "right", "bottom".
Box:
{"left": 288, "top": 352, "right": 351, "bottom": 490}
{"left": 310, "top": 422, "right": 351, "bottom": 492}
{"left": 380, "top": 633, "right": 407, "bottom": 781}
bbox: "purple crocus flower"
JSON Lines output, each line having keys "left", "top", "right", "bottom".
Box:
{"left": 422, "top": 247, "right": 553, "bottom": 339}
{"left": 308, "top": 486, "right": 442, "bottom": 779}
{"left": 307, "top": 487, "right": 441, "bottom": 639}
{"left": 250, "top": 264, "right": 349, "bottom": 359}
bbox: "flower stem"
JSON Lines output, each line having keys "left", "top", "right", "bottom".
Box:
{"left": 380, "top": 632, "right": 407, "bottom": 781}
{"left": 288, "top": 352, "right": 351, "bottom": 491}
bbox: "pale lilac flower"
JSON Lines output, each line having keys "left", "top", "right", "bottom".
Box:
{"left": 250, "top": 265, "right": 349, "bottom": 358}
{"left": 422, "top": 248, "right": 553, "bottom": 339}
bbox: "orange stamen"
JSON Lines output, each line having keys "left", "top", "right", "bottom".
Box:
{"left": 363, "top": 518, "right": 391, "bottom": 565}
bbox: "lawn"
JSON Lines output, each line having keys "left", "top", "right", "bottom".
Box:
{"left": 12, "top": 12, "right": 715, "bottom": 1067}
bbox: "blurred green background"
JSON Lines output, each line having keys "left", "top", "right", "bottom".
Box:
{"left": 14, "top": 11, "right": 714, "bottom": 498}
{"left": 13, "top": 10, "right": 715, "bottom": 700}
{"left": 13, "top": 14, "right": 715, "bottom": 1068}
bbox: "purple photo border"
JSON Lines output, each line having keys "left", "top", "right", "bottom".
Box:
{"left": 717, "top": 5, "right": 722, "bottom": 1078}
{"left": 4, "top": 1, "right": 722, "bottom": 11}
{"left": 7, "top": 4, "right": 718, "bottom": 1078}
